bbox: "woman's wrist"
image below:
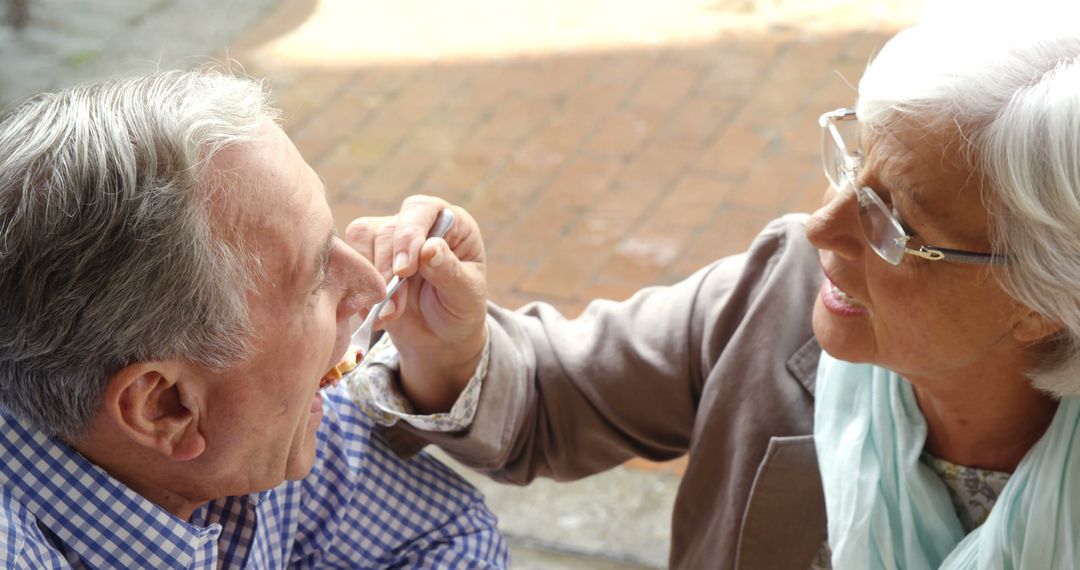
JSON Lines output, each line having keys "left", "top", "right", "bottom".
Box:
{"left": 397, "top": 326, "right": 488, "bottom": 414}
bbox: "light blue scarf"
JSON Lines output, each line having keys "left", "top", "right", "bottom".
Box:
{"left": 814, "top": 353, "right": 1080, "bottom": 568}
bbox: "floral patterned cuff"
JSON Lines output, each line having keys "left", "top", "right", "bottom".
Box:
{"left": 341, "top": 328, "right": 488, "bottom": 432}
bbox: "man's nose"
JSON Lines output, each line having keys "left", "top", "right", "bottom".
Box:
{"left": 337, "top": 241, "right": 387, "bottom": 320}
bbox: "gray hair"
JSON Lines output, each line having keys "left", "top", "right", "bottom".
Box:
{"left": 0, "top": 70, "right": 277, "bottom": 440}
{"left": 856, "top": 24, "right": 1080, "bottom": 396}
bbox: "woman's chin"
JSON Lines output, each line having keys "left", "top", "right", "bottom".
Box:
{"left": 812, "top": 299, "right": 873, "bottom": 363}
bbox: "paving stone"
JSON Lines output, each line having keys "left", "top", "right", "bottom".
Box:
{"left": 0, "top": 0, "right": 279, "bottom": 106}
{"left": 431, "top": 450, "right": 678, "bottom": 569}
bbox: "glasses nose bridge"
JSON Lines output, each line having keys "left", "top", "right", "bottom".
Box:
{"left": 823, "top": 115, "right": 862, "bottom": 187}
{"left": 820, "top": 176, "right": 862, "bottom": 226}
{"left": 834, "top": 130, "right": 863, "bottom": 180}
{"left": 826, "top": 178, "right": 897, "bottom": 258}
{"left": 807, "top": 178, "right": 867, "bottom": 262}
{"left": 840, "top": 152, "right": 861, "bottom": 181}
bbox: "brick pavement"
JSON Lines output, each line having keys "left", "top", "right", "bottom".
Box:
{"left": 236, "top": 1, "right": 917, "bottom": 481}
{"left": 239, "top": 4, "right": 911, "bottom": 319}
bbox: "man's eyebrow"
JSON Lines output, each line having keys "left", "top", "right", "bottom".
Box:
{"left": 311, "top": 230, "right": 336, "bottom": 291}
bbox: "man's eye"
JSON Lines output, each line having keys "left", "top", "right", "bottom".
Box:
{"left": 313, "top": 265, "right": 331, "bottom": 294}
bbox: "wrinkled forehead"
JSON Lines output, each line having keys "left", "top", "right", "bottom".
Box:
{"left": 858, "top": 116, "right": 993, "bottom": 248}
{"left": 858, "top": 115, "right": 974, "bottom": 183}
{"left": 200, "top": 130, "right": 306, "bottom": 288}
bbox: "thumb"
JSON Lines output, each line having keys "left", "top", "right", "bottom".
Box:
{"left": 416, "top": 237, "right": 485, "bottom": 320}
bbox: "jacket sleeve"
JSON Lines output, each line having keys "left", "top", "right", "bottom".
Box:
{"left": 399, "top": 215, "right": 818, "bottom": 484}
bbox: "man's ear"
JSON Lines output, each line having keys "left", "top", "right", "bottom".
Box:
{"left": 1013, "top": 309, "right": 1065, "bottom": 344}
{"left": 103, "top": 362, "right": 206, "bottom": 462}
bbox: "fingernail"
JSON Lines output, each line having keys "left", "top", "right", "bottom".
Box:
{"left": 427, "top": 243, "right": 443, "bottom": 268}
{"left": 393, "top": 252, "right": 408, "bottom": 273}
{"left": 379, "top": 299, "right": 396, "bottom": 318}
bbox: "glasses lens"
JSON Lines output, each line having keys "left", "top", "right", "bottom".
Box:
{"left": 855, "top": 186, "right": 906, "bottom": 265}
{"left": 821, "top": 122, "right": 845, "bottom": 189}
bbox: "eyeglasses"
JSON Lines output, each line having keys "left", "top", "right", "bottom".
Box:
{"left": 818, "top": 108, "right": 1005, "bottom": 266}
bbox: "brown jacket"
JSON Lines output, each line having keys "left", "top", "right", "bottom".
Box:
{"left": 391, "top": 215, "right": 828, "bottom": 569}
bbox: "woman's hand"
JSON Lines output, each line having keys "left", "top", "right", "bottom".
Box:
{"left": 345, "top": 195, "right": 488, "bottom": 414}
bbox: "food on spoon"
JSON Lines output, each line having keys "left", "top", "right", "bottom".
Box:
{"left": 319, "top": 345, "right": 363, "bottom": 389}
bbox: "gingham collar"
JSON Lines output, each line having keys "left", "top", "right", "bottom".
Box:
{"left": 0, "top": 410, "right": 221, "bottom": 569}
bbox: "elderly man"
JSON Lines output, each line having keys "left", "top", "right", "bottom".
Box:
{"left": 0, "top": 70, "right": 508, "bottom": 568}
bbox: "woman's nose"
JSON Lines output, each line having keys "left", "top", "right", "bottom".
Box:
{"left": 805, "top": 183, "right": 862, "bottom": 261}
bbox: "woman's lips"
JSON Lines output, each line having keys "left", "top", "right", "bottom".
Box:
{"left": 819, "top": 277, "right": 868, "bottom": 317}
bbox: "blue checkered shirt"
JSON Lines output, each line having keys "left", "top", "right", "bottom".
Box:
{"left": 0, "top": 385, "right": 509, "bottom": 569}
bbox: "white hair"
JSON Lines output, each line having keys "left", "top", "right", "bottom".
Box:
{"left": 0, "top": 70, "right": 278, "bottom": 439}
{"left": 856, "top": 23, "right": 1080, "bottom": 396}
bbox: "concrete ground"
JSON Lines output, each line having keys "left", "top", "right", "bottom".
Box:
{"left": 0, "top": 0, "right": 919, "bottom": 566}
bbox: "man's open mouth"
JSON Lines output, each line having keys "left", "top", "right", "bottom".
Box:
{"left": 318, "top": 345, "right": 363, "bottom": 391}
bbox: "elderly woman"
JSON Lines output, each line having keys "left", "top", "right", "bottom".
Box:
{"left": 343, "top": 23, "right": 1080, "bottom": 569}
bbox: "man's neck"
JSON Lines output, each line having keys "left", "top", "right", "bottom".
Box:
{"left": 70, "top": 434, "right": 206, "bottom": 521}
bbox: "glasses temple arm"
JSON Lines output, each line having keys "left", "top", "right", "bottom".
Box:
{"left": 906, "top": 245, "right": 1008, "bottom": 265}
